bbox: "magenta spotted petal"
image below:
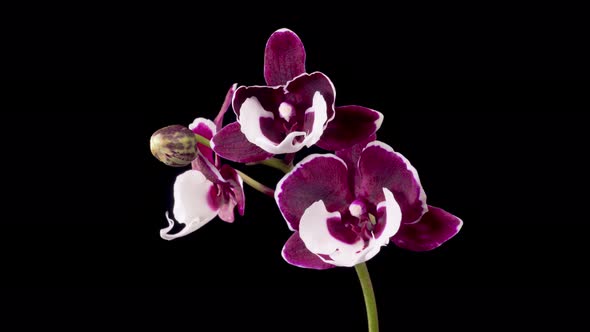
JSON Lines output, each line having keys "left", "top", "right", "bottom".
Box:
{"left": 233, "top": 72, "right": 336, "bottom": 154}
{"left": 357, "top": 141, "right": 428, "bottom": 224}
{"left": 275, "top": 154, "right": 353, "bottom": 231}
{"left": 211, "top": 122, "right": 274, "bottom": 163}
{"left": 282, "top": 232, "right": 335, "bottom": 270}
{"left": 393, "top": 205, "right": 463, "bottom": 252}
{"left": 264, "top": 28, "right": 306, "bottom": 86}
{"left": 317, "top": 105, "right": 383, "bottom": 151}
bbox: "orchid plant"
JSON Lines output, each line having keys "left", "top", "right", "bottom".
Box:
{"left": 150, "top": 28, "right": 463, "bottom": 332}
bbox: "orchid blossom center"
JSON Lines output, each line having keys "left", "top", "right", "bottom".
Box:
{"left": 279, "top": 102, "right": 294, "bottom": 122}
{"left": 349, "top": 200, "right": 367, "bottom": 218}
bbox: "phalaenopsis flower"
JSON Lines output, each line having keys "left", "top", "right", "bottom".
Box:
{"left": 276, "top": 138, "right": 463, "bottom": 269}
{"left": 212, "top": 28, "right": 383, "bottom": 162}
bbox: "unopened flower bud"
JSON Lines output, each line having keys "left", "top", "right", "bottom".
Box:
{"left": 150, "top": 125, "right": 198, "bottom": 167}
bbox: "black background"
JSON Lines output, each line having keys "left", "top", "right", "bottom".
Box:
{"left": 2, "top": 4, "right": 589, "bottom": 331}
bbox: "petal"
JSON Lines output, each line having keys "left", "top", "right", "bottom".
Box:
{"left": 264, "top": 28, "right": 306, "bottom": 86}
{"left": 298, "top": 200, "right": 371, "bottom": 267}
{"left": 189, "top": 118, "right": 216, "bottom": 164}
{"left": 233, "top": 72, "right": 336, "bottom": 154}
{"left": 392, "top": 205, "right": 463, "bottom": 252}
{"left": 191, "top": 152, "right": 225, "bottom": 184}
{"left": 201, "top": 165, "right": 245, "bottom": 224}
{"left": 285, "top": 72, "right": 336, "bottom": 125}
{"left": 299, "top": 91, "right": 329, "bottom": 148}
{"left": 242, "top": 102, "right": 306, "bottom": 153}
{"left": 281, "top": 232, "right": 335, "bottom": 270}
{"left": 374, "top": 188, "right": 402, "bottom": 245}
{"left": 237, "top": 92, "right": 308, "bottom": 154}
{"left": 335, "top": 134, "right": 376, "bottom": 172}
{"left": 160, "top": 170, "right": 220, "bottom": 240}
{"left": 357, "top": 141, "right": 428, "bottom": 224}
{"left": 233, "top": 85, "right": 284, "bottom": 119}
{"left": 275, "top": 154, "right": 353, "bottom": 231}
{"left": 316, "top": 105, "right": 383, "bottom": 151}
{"left": 220, "top": 164, "right": 245, "bottom": 216}
{"left": 213, "top": 83, "right": 237, "bottom": 131}
{"left": 335, "top": 134, "right": 376, "bottom": 190}
{"left": 188, "top": 118, "right": 216, "bottom": 139}
{"left": 210, "top": 122, "right": 273, "bottom": 163}
{"left": 217, "top": 199, "right": 237, "bottom": 223}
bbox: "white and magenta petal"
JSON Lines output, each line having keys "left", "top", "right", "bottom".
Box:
{"left": 285, "top": 72, "right": 336, "bottom": 126}
{"left": 299, "top": 91, "right": 329, "bottom": 148}
{"left": 392, "top": 205, "right": 463, "bottom": 252}
{"left": 374, "top": 188, "right": 402, "bottom": 246}
{"left": 210, "top": 122, "right": 273, "bottom": 163}
{"left": 317, "top": 105, "right": 383, "bottom": 151}
{"left": 160, "top": 170, "right": 220, "bottom": 240}
{"left": 357, "top": 141, "right": 428, "bottom": 224}
{"left": 275, "top": 154, "right": 353, "bottom": 231}
{"left": 298, "top": 200, "right": 374, "bottom": 267}
{"left": 188, "top": 118, "right": 216, "bottom": 164}
{"left": 264, "top": 28, "right": 306, "bottom": 86}
{"left": 281, "top": 232, "right": 335, "bottom": 270}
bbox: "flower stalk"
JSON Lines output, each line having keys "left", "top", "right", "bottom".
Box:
{"left": 355, "top": 263, "right": 379, "bottom": 332}
{"left": 258, "top": 157, "right": 292, "bottom": 173}
{"left": 235, "top": 170, "right": 274, "bottom": 197}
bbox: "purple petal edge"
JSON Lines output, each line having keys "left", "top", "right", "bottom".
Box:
{"left": 393, "top": 205, "right": 463, "bottom": 252}
{"left": 282, "top": 232, "right": 335, "bottom": 270}
{"left": 211, "top": 122, "right": 273, "bottom": 163}
{"left": 264, "top": 28, "right": 306, "bottom": 86}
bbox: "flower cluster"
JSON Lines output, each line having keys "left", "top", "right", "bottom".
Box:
{"left": 150, "top": 28, "right": 462, "bottom": 269}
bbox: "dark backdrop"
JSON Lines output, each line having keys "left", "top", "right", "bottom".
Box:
{"left": 2, "top": 4, "right": 588, "bottom": 331}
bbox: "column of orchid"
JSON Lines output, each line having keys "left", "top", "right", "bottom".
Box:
{"left": 150, "top": 28, "right": 463, "bottom": 332}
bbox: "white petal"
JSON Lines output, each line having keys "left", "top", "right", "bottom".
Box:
{"left": 301, "top": 91, "right": 329, "bottom": 147}
{"left": 160, "top": 170, "right": 219, "bottom": 240}
{"left": 375, "top": 187, "right": 402, "bottom": 246}
{"left": 299, "top": 200, "right": 343, "bottom": 254}
{"left": 299, "top": 200, "right": 366, "bottom": 267}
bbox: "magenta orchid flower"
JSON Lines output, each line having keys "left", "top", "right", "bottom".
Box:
{"left": 211, "top": 28, "right": 384, "bottom": 163}
{"left": 275, "top": 139, "right": 463, "bottom": 269}
{"left": 160, "top": 87, "right": 245, "bottom": 240}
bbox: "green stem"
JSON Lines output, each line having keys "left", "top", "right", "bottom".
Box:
{"left": 235, "top": 170, "right": 274, "bottom": 197}
{"left": 258, "top": 157, "right": 293, "bottom": 173}
{"left": 355, "top": 263, "right": 379, "bottom": 332}
{"left": 194, "top": 133, "right": 211, "bottom": 148}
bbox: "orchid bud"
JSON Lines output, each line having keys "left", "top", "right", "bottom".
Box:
{"left": 150, "top": 125, "right": 198, "bottom": 167}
